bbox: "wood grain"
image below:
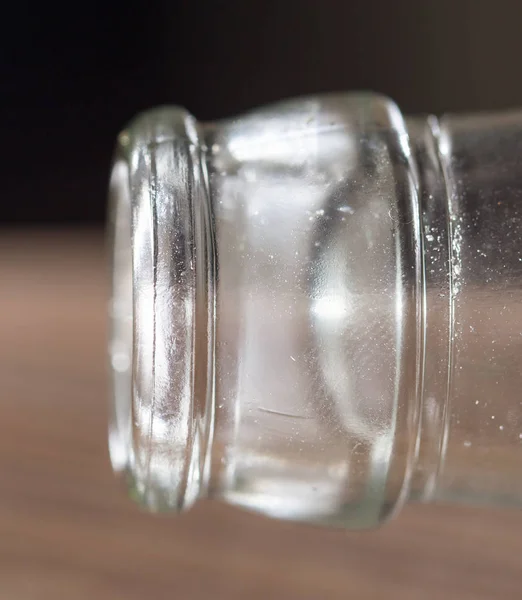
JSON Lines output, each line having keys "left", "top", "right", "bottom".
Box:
{"left": 0, "top": 230, "right": 521, "bottom": 599}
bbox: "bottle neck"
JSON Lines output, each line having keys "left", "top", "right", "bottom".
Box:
{"left": 109, "top": 95, "right": 522, "bottom": 528}
{"left": 409, "top": 110, "right": 522, "bottom": 508}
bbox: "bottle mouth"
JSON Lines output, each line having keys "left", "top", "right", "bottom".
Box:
{"left": 108, "top": 151, "right": 133, "bottom": 477}
{"left": 108, "top": 95, "right": 423, "bottom": 527}
{"left": 108, "top": 110, "right": 213, "bottom": 511}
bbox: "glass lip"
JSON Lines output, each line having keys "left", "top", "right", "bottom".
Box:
{"left": 108, "top": 147, "right": 134, "bottom": 479}
{"left": 108, "top": 110, "right": 213, "bottom": 511}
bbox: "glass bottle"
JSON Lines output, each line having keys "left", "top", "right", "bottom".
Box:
{"left": 109, "top": 93, "right": 522, "bottom": 529}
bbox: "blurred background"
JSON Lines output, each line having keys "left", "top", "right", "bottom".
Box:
{"left": 4, "top": 0, "right": 522, "bottom": 224}
{"left": 2, "top": 1, "right": 522, "bottom": 598}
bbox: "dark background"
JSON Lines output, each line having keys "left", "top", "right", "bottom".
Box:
{"left": 4, "top": 0, "right": 522, "bottom": 224}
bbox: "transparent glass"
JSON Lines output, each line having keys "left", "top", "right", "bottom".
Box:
{"left": 108, "top": 93, "right": 522, "bottom": 529}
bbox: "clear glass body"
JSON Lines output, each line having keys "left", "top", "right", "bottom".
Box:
{"left": 109, "top": 93, "right": 522, "bottom": 529}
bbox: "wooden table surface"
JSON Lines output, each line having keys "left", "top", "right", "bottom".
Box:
{"left": 1, "top": 230, "right": 522, "bottom": 599}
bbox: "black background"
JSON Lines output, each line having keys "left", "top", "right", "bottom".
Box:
{"left": 4, "top": 0, "right": 522, "bottom": 224}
